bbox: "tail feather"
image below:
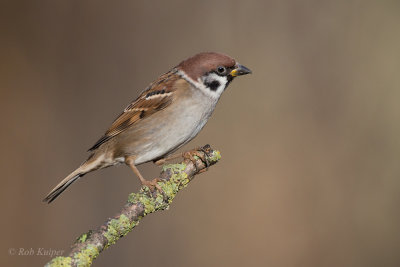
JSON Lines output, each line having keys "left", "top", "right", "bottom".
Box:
{"left": 43, "top": 170, "right": 84, "bottom": 203}
{"left": 43, "top": 154, "right": 104, "bottom": 203}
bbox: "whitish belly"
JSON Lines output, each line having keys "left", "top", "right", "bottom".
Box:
{"left": 133, "top": 99, "right": 216, "bottom": 164}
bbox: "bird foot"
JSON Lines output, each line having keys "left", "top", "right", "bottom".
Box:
{"left": 154, "top": 145, "right": 211, "bottom": 167}
{"left": 141, "top": 178, "right": 163, "bottom": 194}
{"left": 183, "top": 147, "right": 210, "bottom": 171}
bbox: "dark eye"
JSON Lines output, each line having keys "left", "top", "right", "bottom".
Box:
{"left": 217, "top": 66, "right": 226, "bottom": 74}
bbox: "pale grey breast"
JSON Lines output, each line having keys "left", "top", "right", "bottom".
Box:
{"left": 132, "top": 85, "right": 218, "bottom": 164}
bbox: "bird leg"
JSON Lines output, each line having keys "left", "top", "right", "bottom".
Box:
{"left": 126, "top": 156, "right": 163, "bottom": 193}
{"left": 154, "top": 153, "right": 184, "bottom": 166}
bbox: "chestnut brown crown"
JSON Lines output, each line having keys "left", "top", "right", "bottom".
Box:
{"left": 177, "top": 52, "right": 237, "bottom": 80}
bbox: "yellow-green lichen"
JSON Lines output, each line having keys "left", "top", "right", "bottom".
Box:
{"left": 127, "top": 163, "right": 189, "bottom": 212}
{"left": 127, "top": 191, "right": 157, "bottom": 214}
{"left": 45, "top": 256, "right": 72, "bottom": 267}
{"left": 103, "top": 214, "right": 136, "bottom": 248}
{"left": 162, "top": 162, "right": 187, "bottom": 173}
{"left": 73, "top": 244, "right": 99, "bottom": 267}
{"left": 208, "top": 150, "right": 221, "bottom": 162}
{"left": 158, "top": 163, "right": 190, "bottom": 202}
{"left": 76, "top": 230, "right": 93, "bottom": 243}
{"left": 77, "top": 233, "right": 87, "bottom": 243}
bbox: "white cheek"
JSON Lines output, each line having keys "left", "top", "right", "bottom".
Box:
{"left": 177, "top": 70, "right": 227, "bottom": 100}
{"left": 201, "top": 73, "right": 228, "bottom": 97}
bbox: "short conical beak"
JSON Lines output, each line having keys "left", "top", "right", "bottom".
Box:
{"left": 230, "top": 64, "right": 252, "bottom": 77}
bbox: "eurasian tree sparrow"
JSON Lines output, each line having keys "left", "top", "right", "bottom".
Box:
{"left": 44, "top": 52, "right": 251, "bottom": 203}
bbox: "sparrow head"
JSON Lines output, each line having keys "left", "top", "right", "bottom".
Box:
{"left": 177, "top": 52, "right": 251, "bottom": 99}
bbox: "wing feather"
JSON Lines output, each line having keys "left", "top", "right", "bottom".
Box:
{"left": 88, "top": 70, "right": 179, "bottom": 151}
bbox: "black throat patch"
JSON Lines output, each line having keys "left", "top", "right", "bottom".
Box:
{"left": 204, "top": 80, "right": 220, "bottom": 91}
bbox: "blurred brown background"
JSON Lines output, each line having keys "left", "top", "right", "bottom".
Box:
{"left": 1, "top": 0, "right": 400, "bottom": 266}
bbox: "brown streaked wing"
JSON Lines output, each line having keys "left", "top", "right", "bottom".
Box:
{"left": 88, "top": 70, "right": 180, "bottom": 151}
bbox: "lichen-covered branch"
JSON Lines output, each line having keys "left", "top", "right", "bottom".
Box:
{"left": 45, "top": 145, "right": 221, "bottom": 267}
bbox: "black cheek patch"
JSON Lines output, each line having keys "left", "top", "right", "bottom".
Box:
{"left": 205, "top": 80, "right": 220, "bottom": 91}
